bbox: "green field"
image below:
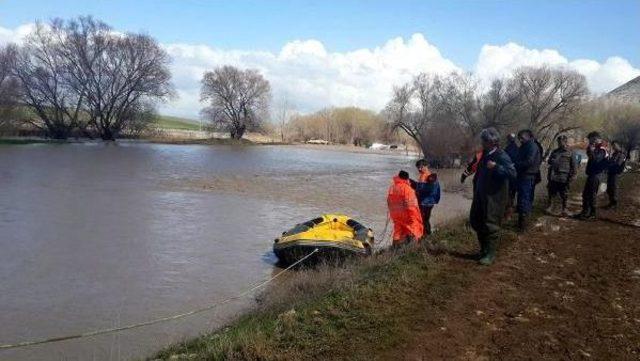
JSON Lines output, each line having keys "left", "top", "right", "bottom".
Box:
{"left": 155, "top": 115, "right": 202, "bottom": 131}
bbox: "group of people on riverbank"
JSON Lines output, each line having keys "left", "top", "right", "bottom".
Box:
{"left": 387, "top": 127, "right": 628, "bottom": 266}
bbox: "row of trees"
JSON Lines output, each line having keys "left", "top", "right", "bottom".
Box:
{"left": 284, "top": 107, "right": 392, "bottom": 146}
{"left": 1, "top": 15, "right": 637, "bottom": 153}
{"left": 385, "top": 66, "right": 590, "bottom": 161}
{"left": 0, "top": 16, "right": 173, "bottom": 140}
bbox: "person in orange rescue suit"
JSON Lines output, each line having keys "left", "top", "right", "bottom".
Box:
{"left": 387, "top": 170, "right": 424, "bottom": 247}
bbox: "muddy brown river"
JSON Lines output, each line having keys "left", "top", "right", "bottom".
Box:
{"left": 0, "top": 142, "right": 471, "bottom": 360}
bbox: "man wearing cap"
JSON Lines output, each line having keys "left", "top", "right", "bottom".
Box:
{"left": 469, "top": 128, "right": 517, "bottom": 265}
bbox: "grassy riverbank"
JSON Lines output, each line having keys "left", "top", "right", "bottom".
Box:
{"left": 150, "top": 221, "right": 517, "bottom": 361}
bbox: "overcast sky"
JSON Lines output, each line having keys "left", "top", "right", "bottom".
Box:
{"left": 1, "top": 0, "right": 639, "bottom": 118}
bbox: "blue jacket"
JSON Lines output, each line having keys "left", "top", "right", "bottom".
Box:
{"left": 415, "top": 180, "right": 441, "bottom": 207}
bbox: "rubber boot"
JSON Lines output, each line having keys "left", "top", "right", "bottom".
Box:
{"left": 476, "top": 236, "right": 488, "bottom": 260}
{"left": 478, "top": 237, "right": 496, "bottom": 266}
{"left": 517, "top": 214, "right": 528, "bottom": 233}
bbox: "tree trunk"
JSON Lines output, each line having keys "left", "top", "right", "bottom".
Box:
{"left": 230, "top": 125, "right": 246, "bottom": 139}
{"left": 100, "top": 127, "right": 116, "bottom": 141}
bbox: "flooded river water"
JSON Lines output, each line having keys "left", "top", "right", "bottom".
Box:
{"left": 0, "top": 142, "right": 471, "bottom": 360}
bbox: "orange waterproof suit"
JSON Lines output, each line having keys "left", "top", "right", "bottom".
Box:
{"left": 387, "top": 176, "right": 424, "bottom": 244}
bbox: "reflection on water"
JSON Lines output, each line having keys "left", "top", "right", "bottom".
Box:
{"left": 0, "top": 142, "right": 471, "bottom": 360}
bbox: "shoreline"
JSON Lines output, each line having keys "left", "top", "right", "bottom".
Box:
{"left": 0, "top": 135, "right": 422, "bottom": 158}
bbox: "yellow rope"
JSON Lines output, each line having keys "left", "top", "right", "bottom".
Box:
{"left": 0, "top": 248, "right": 319, "bottom": 351}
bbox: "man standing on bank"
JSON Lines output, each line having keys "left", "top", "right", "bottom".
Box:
{"left": 546, "top": 135, "right": 577, "bottom": 216}
{"left": 576, "top": 131, "right": 609, "bottom": 220}
{"left": 605, "top": 140, "right": 626, "bottom": 209}
{"left": 513, "top": 129, "right": 543, "bottom": 232}
{"left": 469, "top": 128, "right": 517, "bottom": 266}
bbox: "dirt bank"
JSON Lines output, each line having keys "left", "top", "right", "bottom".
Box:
{"left": 402, "top": 172, "right": 640, "bottom": 360}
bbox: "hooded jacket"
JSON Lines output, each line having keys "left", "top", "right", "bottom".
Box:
{"left": 387, "top": 176, "right": 424, "bottom": 241}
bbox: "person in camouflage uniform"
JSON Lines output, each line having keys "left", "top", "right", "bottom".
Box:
{"left": 546, "top": 135, "right": 577, "bottom": 216}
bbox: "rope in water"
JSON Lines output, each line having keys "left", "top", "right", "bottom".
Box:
{"left": 0, "top": 248, "right": 320, "bottom": 351}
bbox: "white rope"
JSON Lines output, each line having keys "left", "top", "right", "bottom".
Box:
{"left": 377, "top": 210, "right": 392, "bottom": 249}
{"left": 0, "top": 248, "right": 320, "bottom": 351}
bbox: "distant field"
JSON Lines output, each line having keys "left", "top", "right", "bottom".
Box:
{"left": 155, "top": 115, "right": 202, "bottom": 131}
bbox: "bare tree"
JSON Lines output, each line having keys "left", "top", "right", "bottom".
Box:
{"left": 0, "top": 46, "right": 18, "bottom": 129}
{"left": 385, "top": 73, "right": 449, "bottom": 155}
{"left": 9, "top": 24, "right": 86, "bottom": 139}
{"left": 603, "top": 101, "right": 640, "bottom": 159}
{"left": 442, "top": 72, "right": 483, "bottom": 135}
{"left": 275, "top": 96, "right": 291, "bottom": 142}
{"left": 513, "top": 66, "right": 588, "bottom": 154}
{"left": 8, "top": 16, "right": 172, "bottom": 140}
{"left": 479, "top": 78, "right": 520, "bottom": 132}
{"left": 201, "top": 65, "right": 271, "bottom": 139}
{"left": 56, "top": 17, "right": 173, "bottom": 140}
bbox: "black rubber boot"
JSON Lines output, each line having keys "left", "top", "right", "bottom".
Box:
{"left": 476, "top": 236, "right": 488, "bottom": 260}
{"left": 517, "top": 214, "right": 528, "bottom": 233}
{"left": 478, "top": 238, "right": 496, "bottom": 266}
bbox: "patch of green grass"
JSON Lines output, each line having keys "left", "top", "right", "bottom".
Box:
{"left": 155, "top": 115, "right": 202, "bottom": 131}
{"left": 149, "top": 223, "right": 481, "bottom": 361}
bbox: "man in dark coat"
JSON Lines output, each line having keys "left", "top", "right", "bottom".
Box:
{"left": 514, "top": 129, "right": 543, "bottom": 232}
{"left": 469, "top": 128, "right": 517, "bottom": 266}
{"left": 605, "top": 141, "right": 626, "bottom": 208}
{"left": 505, "top": 133, "right": 519, "bottom": 162}
{"left": 576, "top": 131, "right": 609, "bottom": 220}
{"left": 546, "top": 135, "right": 577, "bottom": 216}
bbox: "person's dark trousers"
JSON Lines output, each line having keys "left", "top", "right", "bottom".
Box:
{"left": 420, "top": 206, "right": 433, "bottom": 235}
{"left": 548, "top": 180, "right": 569, "bottom": 210}
{"left": 581, "top": 175, "right": 601, "bottom": 216}
{"left": 607, "top": 173, "right": 619, "bottom": 206}
{"left": 507, "top": 179, "right": 517, "bottom": 216}
{"left": 517, "top": 177, "right": 536, "bottom": 230}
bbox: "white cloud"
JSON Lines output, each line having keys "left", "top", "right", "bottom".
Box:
{"left": 162, "top": 33, "right": 461, "bottom": 117}
{"left": 474, "top": 42, "right": 640, "bottom": 94}
{"left": 0, "top": 23, "right": 35, "bottom": 45}
{"left": 2, "top": 22, "right": 639, "bottom": 118}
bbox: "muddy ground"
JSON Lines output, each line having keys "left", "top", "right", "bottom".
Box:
{"left": 401, "top": 172, "right": 640, "bottom": 360}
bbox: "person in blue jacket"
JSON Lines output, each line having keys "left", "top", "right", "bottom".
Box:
{"left": 413, "top": 161, "right": 441, "bottom": 236}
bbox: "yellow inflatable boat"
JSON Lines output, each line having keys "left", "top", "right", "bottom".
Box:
{"left": 273, "top": 214, "right": 374, "bottom": 266}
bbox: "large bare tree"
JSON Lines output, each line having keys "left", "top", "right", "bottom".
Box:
{"left": 8, "top": 16, "right": 172, "bottom": 140}
{"left": 385, "top": 73, "right": 450, "bottom": 155}
{"left": 513, "top": 66, "right": 588, "bottom": 154}
{"left": 55, "top": 17, "right": 173, "bottom": 140}
{"left": 200, "top": 65, "right": 271, "bottom": 139}
{"left": 9, "top": 24, "right": 86, "bottom": 139}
